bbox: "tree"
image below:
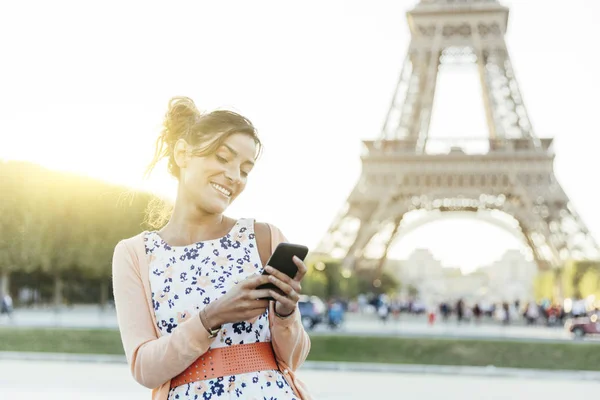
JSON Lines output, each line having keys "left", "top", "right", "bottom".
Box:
{"left": 302, "top": 256, "right": 400, "bottom": 300}
{"left": 0, "top": 160, "right": 154, "bottom": 307}
{"left": 0, "top": 161, "right": 45, "bottom": 295}
{"left": 570, "top": 260, "right": 600, "bottom": 299}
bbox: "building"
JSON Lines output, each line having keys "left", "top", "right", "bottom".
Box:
{"left": 387, "top": 248, "right": 537, "bottom": 306}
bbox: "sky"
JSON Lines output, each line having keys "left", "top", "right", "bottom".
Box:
{"left": 1, "top": 0, "right": 599, "bottom": 273}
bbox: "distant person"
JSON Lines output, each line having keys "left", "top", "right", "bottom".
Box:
{"left": 571, "top": 298, "right": 586, "bottom": 318}
{"left": 456, "top": 299, "right": 464, "bottom": 324}
{"left": 112, "top": 97, "right": 312, "bottom": 400}
{"left": 390, "top": 299, "right": 401, "bottom": 320}
{"left": 378, "top": 297, "right": 390, "bottom": 323}
{"left": 502, "top": 302, "right": 511, "bottom": 325}
{"left": 439, "top": 302, "right": 450, "bottom": 322}
{"left": 472, "top": 303, "right": 482, "bottom": 323}
{"left": 357, "top": 293, "right": 367, "bottom": 313}
{"left": 427, "top": 306, "right": 436, "bottom": 325}
{"left": 327, "top": 300, "right": 345, "bottom": 329}
{"left": 0, "top": 293, "right": 14, "bottom": 320}
{"left": 525, "top": 302, "right": 539, "bottom": 325}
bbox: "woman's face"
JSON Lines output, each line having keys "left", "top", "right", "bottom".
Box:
{"left": 180, "top": 133, "right": 257, "bottom": 215}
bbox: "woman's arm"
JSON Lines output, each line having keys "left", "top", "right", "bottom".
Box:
{"left": 255, "top": 222, "right": 311, "bottom": 371}
{"left": 268, "top": 301, "right": 311, "bottom": 371}
{"left": 112, "top": 240, "right": 216, "bottom": 389}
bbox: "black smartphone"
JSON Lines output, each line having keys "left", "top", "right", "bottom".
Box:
{"left": 257, "top": 242, "right": 309, "bottom": 301}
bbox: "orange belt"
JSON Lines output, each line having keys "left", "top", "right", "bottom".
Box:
{"left": 170, "top": 342, "right": 279, "bottom": 388}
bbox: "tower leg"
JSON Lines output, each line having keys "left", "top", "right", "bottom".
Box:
{"left": 374, "top": 214, "right": 405, "bottom": 280}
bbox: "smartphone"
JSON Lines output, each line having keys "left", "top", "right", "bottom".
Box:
{"left": 257, "top": 242, "right": 309, "bottom": 300}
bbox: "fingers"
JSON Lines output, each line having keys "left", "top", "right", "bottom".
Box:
{"left": 292, "top": 256, "right": 307, "bottom": 281}
{"left": 247, "top": 299, "right": 270, "bottom": 309}
{"left": 264, "top": 266, "right": 302, "bottom": 295}
{"left": 263, "top": 265, "right": 293, "bottom": 284}
{"left": 242, "top": 298, "right": 269, "bottom": 322}
{"left": 241, "top": 305, "right": 270, "bottom": 321}
{"left": 265, "top": 273, "right": 300, "bottom": 302}
{"left": 242, "top": 274, "right": 271, "bottom": 289}
{"left": 269, "top": 289, "right": 296, "bottom": 311}
{"left": 248, "top": 289, "right": 275, "bottom": 301}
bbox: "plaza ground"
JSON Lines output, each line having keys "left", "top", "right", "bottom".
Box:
{"left": 1, "top": 359, "right": 598, "bottom": 400}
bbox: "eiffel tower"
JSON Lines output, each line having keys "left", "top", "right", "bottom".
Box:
{"left": 316, "top": 0, "right": 599, "bottom": 282}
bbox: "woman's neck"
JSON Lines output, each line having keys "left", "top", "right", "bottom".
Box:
{"left": 158, "top": 198, "right": 233, "bottom": 245}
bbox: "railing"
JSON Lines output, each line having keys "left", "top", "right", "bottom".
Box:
{"left": 362, "top": 137, "right": 553, "bottom": 157}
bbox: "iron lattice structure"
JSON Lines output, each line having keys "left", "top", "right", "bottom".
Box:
{"left": 316, "top": 0, "right": 599, "bottom": 276}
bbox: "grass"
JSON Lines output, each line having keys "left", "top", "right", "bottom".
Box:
{"left": 308, "top": 335, "right": 600, "bottom": 371}
{"left": 0, "top": 327, "right": 124, "bottom": 355}
{"left": 0, "top": 327, "right": 598, "bottom": 371}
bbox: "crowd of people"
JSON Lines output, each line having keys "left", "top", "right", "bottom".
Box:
{"left": 435, "top": 299, "right": 564, "bottom": 326}
{"left": 350, "top": 293, "right": 598, "bottom": 327}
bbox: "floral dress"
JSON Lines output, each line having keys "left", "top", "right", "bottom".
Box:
{"left": 146, "top": 218, "right": 298, "bottom": 400}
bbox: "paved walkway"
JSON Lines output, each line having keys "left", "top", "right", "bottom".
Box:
{"left": 3, "top": 351, "right": 600, "bottom": 382}
{"left": 1, "top": 359, "right": 598, "bottom": 400}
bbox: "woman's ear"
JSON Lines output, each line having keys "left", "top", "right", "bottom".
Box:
{"left": 173, "top": 139, "right": 190, "bottom": 169}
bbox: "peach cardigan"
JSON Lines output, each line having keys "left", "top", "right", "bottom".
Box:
{"left": 111, "top": 224, "right": 312, "bottom": 400}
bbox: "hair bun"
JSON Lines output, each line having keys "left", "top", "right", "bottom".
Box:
{"left": 162, "top": 96, "right": 202, "bottom": 144}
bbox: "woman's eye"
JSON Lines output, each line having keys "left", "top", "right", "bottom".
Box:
{"left": 241, "top": 170, "right": 249, "bottom": 178}
{"left": 216, "top": 155, "right": 228, "bottom": 163}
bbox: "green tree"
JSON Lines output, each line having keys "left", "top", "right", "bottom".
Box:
{"left": 0, "top": 160, "right": 154, "bottom": 306}
{"left": 0, "top": 161, "right": 45, "bottom": 295}
{"left": 569, "top": 260, "right": 600, "bottom": 299}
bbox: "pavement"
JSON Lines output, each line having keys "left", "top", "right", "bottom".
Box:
{"left": 0, "top": 306, "right": 589, "bottom": 343}
{"left": 1, "top": 359, "right": 598, "bottom": 400}
{"left": 2, "top": 351, "right": 600, "bottom": 382}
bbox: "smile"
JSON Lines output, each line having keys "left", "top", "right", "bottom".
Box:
{"left": 211, "top": 183, "right": 232, "bottom": 197}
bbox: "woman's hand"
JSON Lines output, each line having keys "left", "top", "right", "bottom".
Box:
{"left": 203, "top": 274, "right": 273, "bottom": 328}
{"left": 264, "top": 256, "right": 307, "bottom": 317}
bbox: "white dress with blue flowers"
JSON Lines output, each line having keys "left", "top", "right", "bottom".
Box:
{"left": 146, "top": 218, "right": 298, "bottom": 400}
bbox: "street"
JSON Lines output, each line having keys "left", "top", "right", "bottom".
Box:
{"left": 0, "top": 359, "right": 597, "bottom": 400}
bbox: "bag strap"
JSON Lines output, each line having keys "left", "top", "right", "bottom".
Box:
{"left": 256, "top": 222, "right": 276, "bottom": 268}
{"left": 267, "top": 223, "right": 274, "bottom": 254}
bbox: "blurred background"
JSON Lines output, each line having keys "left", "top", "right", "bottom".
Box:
{"left": 1, "top": 0, "right": 600, "bottom": 399}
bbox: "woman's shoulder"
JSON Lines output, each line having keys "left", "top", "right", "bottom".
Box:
{"left": 112, "top": 231, "right": 148, "bottom": 263}
{"left": 253, "top": 220, "right": 271, "bottom": 237}
{"left": 248, "top": 220, "right": 287, "bottom": 265}
{"left": 249, "top": 220, "right": 285, "bottom": 241}
{"left": 118, "top": 231, "right": 148, "bottom": 248}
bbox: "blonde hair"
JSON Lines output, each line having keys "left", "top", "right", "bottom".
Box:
{"left": 144, "top": 96, "right": 262, "bottom": 229}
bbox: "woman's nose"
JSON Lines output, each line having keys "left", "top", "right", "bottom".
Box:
{"left": 224, "top": 167, "right": 241, "bottom": 183}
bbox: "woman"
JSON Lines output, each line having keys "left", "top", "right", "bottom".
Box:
{"left": 112, "top": 97, "right": 312, "bottom": 400}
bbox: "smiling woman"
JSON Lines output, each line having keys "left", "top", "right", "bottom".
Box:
{"left": 144, "top": 97, "right": 262, "bottom": 229}
{"left": 111, "top": 96, "right": 312, "bottom": 400}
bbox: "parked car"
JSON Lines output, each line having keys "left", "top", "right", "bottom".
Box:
{"left": 298, "top": 295, "right": 326, "bottom": 330}
{"left": 565, "top": 313, "right": 600, "bottom": 338}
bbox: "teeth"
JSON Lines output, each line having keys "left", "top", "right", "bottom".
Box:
{"left": 211, "top": 183, "right": 231, "bottom": 197}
